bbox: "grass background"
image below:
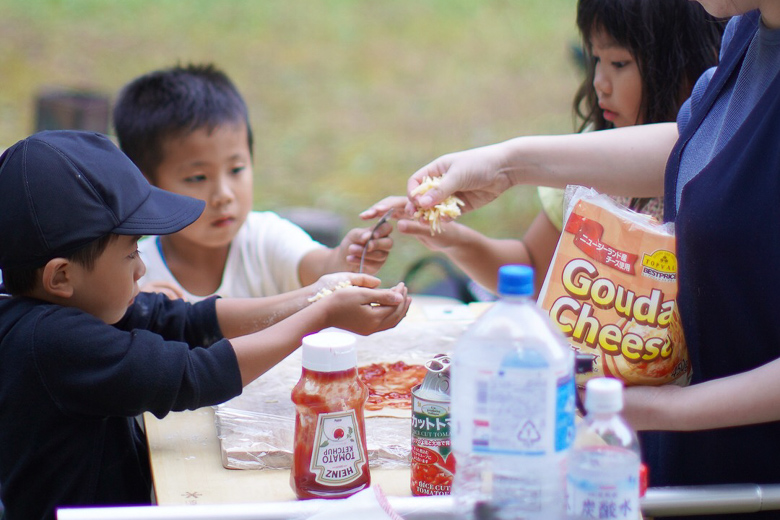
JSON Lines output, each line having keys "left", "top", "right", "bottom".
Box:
{"left": 0, "top": 0, "right": 581, "bottom": 289}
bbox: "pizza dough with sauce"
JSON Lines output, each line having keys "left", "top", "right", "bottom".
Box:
{"left": 215, "top": 318, "right": 469, "bottom": 469}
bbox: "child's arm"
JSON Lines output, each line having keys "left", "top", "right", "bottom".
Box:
{"left": 413, "top": 211, "right": 559, "bottom": 296}
{"left": 361, "top": 196, "right": 560, "bottom": 296}
{"left": 140, "top": 280, "right": 187, "bottom": 301}
{"left": 392, "top": 218, "right": 531, "bottom": 296}
{"left": 217, "top": 276, "right": 410, "bottom": 386}
{"left": 215, "top": 272, "right": 383, "bottom": 336}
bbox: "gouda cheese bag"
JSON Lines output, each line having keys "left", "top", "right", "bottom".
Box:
{"left": 538, "top": 187, "right": 690, "bottom": 388}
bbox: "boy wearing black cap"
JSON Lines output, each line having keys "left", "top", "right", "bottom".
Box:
{"left": 0, "top": 130, "right": 410, "bottom": 520}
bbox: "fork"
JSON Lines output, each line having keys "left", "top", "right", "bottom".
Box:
{"left": 358, "top": 208, "right": 394, "bottom": 274}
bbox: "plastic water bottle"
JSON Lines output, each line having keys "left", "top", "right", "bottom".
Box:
{"left": 451, "top": 264, "right": 575, "bottom": 520}
{"left": 566, "top": 377, "right": 641, "bottom": 520}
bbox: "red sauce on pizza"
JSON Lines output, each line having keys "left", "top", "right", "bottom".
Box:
{"left": 358, "top": 361, "right": 428, "bottom": 411}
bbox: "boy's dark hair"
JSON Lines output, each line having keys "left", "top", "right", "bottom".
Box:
{"left": 113, "top": 63, "right": 254, "bottom": 181}
{"left": 573, "top": 0, "right": 726, "bottom": 131}
{"left": 2, "top": 234, "right": 118, "bottom": 296}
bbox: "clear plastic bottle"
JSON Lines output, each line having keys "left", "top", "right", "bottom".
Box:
{"left": 566, "top": 377, "right": 641, "bottom": 520}
{"left": 451, "top": 264, "right": 575, "bottom": 520}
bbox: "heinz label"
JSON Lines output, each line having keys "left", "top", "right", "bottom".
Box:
{"left": 310, "top": 410, "right": 366, "bottom": 486}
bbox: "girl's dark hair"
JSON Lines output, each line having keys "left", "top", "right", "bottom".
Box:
{"left": 112, "top": 63, "right": 254, "bottom": 181}
{"left": 573, "top": 0, "right": 726, "bottom": 132}
{"left": 2, "top": 234, "right": 117, "bottom": 296}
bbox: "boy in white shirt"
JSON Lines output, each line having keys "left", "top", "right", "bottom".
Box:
{"left": 113, "top": 63, "right": 394, "bottom": 301}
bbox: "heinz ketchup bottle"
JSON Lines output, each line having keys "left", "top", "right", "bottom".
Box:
{"left": 290, "top": 330, "right": 370, "bottom": 499}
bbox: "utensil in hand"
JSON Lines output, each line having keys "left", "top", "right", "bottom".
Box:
{"left": 358, "top": 208, "right": 394, "bottom": 274}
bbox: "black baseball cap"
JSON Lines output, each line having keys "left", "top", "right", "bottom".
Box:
{"left": 0, "top": 130, "right": 205, "bottom": 269}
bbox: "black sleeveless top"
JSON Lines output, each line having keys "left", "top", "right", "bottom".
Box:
{"left": 643, "top": 11, "right": 780, "bottom": 519}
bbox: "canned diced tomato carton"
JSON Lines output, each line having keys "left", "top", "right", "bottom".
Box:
{"left": 410, "top": 355, "right": 454, "bottom": 496}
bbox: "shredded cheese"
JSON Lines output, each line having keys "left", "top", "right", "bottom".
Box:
{"left": 308, "top": 280, "right": 353, "bottom": 303}
{"left": 411, "top": 176, "right": 465, "bottom": 235}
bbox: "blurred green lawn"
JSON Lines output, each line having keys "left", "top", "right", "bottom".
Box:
{"left": 0, "top": 0, "right": 580, "bottom": 287}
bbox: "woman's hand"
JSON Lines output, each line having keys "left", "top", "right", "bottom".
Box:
{"left": 407, "top": 142, "right": 516, "bottom": 214}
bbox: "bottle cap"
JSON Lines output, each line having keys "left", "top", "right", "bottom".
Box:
{"left": 497, "top": 264, "right": 534, "bottom": 296}
{"left": 301, "top": 329, "right": 358, "bottom": 372}
{"left": 585, "top": 377, "right": 624, "bottom": 413}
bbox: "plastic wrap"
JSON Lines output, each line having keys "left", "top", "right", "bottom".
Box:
{"left": 215, "top": 314, "right": 471, "bottom": 470}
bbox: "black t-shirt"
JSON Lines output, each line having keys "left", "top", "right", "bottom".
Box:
{"left": 0, "top": 292, "right": 242, "bottom": 520}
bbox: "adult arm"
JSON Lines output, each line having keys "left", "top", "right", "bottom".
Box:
{"left": 407, "top": 123, "right": 679, "bottom": 213}
{"left": 623, "top": 357, "right": 780, "bottom": 431}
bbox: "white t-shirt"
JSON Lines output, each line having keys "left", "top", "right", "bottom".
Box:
{"left": 138, "top": 211, "right": 324, "bottom": 302}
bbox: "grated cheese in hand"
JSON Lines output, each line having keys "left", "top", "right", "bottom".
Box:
{"left": 308, "top": 280, "right": 353, "bottom": 303}
{"left": 411, "top": 176, "right": 465, "bottom": 235}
